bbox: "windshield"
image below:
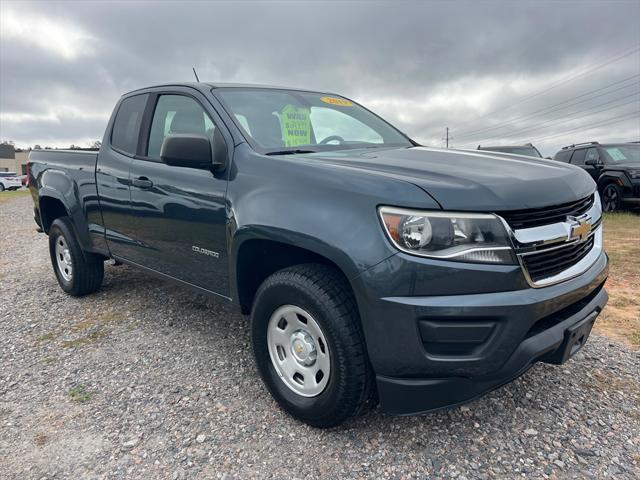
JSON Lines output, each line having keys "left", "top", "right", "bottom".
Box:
{"left": 602, "top": 145, "right": 640, "bottom": 164}
{"left": 215, "top": 88, "right": 412, "bottom": 153}
{"left": 482, "top": 146, "right": 541, "bottom": 158}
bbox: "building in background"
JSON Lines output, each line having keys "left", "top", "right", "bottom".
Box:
{"left": 0, "top": 144, "right": 29, "bottom": 174}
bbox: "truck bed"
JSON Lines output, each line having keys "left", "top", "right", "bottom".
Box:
{"left": 28, "top": 149, "right": 99, "bottom": 169}
{"left": 28, "top": 149, "right": 107, "bottom": 256}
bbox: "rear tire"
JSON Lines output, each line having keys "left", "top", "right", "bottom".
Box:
{"left": 49, "top": 217, "right": 104, "bottom": 296}
{"left": 601, "top": 183, "right": 622, "bottom": 212}
{"left": 250, "top": 264, "right": 374, "bottom": 428}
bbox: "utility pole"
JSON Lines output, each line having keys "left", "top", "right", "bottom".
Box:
{"left": 444, "top": 127, "right": 451, "bottom": 148}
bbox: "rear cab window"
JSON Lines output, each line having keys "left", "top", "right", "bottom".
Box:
{"left": 110, "top": 94, "right": 148, "bottom": 156}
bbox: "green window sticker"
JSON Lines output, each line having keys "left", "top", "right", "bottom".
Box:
{"left": 606, "top": 148, "right": 627, "bottom": 161}
{"left": 280, "top": 105, "right": 311, "bottom": 147}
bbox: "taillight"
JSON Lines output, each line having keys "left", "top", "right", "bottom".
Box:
{"left": 26, "top": 162, "right": 30, "bottom": 187}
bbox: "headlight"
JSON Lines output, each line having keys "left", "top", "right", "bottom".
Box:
{"left": 627, "top": 170, "right": 640, "bottom": 179}
{"left": 594, "top": 190, "right": 602, "bottom": 212}
{"left": 379, "top": 207, "right": 516, "bottom": 264}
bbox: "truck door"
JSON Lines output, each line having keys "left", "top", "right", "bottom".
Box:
{"left": 97, "top": 93, "right": 148, "bottom": 260}
{"left": 127, "top": 92, "right": 230, "bottom": 297}
{"left": 584, "top": 148, "right": 602, "bottom": 182}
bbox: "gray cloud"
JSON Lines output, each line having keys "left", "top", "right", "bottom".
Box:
{"left": 1, "top": 0, "right": 638, "bottom": 155}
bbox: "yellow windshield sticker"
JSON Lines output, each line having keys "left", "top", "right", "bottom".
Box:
{"left": 320, "top": 96, "right": 353, "bottom": 107}
{"left": 280, "top": 105, "right": 311, "bottom": 147}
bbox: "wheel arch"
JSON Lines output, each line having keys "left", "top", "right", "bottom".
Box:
{"left": 597, "top": 172, "right": 627, "bottom": 191}
{"left": 233, "top": 236, "right": 356, "bottom": 315}
{"left": 38, "top": 193, "right": 70, "bottom": 233}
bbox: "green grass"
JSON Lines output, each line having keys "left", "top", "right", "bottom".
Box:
{"left": 596, "top": 212, "right": 640, "bottom": 348}
{"left": 0, "top": 189, "right": 30, "bottom": 204}
{"left": 68, "top": 385, "right": 91, "bottom": 403}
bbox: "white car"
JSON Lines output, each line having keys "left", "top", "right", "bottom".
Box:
{"left": 0, "top": 172, "right": 23, "bottom": 191}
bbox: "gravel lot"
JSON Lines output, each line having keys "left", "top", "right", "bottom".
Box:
{"left": 1, "top": 194, "right": 639, "bottom": 479}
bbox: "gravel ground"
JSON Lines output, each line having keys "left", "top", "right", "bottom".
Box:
{"left": 1, "top": 194, "right": 639, "bottom": 479}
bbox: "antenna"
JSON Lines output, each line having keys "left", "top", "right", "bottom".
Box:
{"left": 192, "top": 67, "right": 200, "bottom": 82}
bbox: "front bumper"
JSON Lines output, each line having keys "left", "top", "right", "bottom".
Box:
{"left": 622, "top": 182, "right": 640, "bottom": 205}
{"left": 352, "top": 249, "right": 608, "bottom": 415}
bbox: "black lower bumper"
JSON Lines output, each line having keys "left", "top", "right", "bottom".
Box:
{"left": 352, "top": 246, "right": 609, "bottom": 416}
{"left": 376, "top": 282, "right": 607, "bottom": 415}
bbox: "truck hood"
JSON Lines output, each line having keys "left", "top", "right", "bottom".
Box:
{"left": 298, "top": 146, "right": 595, "bottom": 211}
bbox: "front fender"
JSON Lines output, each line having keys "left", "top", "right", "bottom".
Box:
{"left": 226, "top": 145, "right": 440, "bottom": 300}
{"left": 598, "top": 171, "right": 631, "bottom": 189}
{"left": 231, "top": 224, "right": 364, "bottom": 281}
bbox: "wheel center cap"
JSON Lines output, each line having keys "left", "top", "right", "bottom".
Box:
{"left": 63, "top": 250, "right": 71, "bottom": 265}
{"left": 290, "top": 330, "right": 317, "bottom": 366}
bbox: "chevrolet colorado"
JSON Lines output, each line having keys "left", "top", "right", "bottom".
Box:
{"left": 28, "top": 83, "right": 608, "bottom": 427}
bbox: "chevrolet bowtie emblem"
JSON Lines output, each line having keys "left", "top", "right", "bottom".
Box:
{"left": 569, "top": 217, "right": 592, "bottom": 241}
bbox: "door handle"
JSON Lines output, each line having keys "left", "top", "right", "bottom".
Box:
{"left": 133, "top": 176, "right": 153, "bottom": 189}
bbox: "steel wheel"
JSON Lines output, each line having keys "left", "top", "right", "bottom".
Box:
{"left": 602, "top": 184, "right": 620, "bottom": 212}
{"left": 54, "top": 234, "right": 73, "bottom": 281}
{"left": 267, "top": 305, "right": 331, "bottom": 397}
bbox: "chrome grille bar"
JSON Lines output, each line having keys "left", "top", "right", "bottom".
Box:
{"left": 496, "top": 193, "right": 603, "bottom": 288}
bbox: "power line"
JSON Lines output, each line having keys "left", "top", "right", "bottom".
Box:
{"left": 455, "top": 75, "right": 640, "bottom": 140}
{"left": 529, "top": 111, "right": 640, "bottom": 143}
{"left": 462, "top": 92, "right": 639, "bottom": 144}
{"left": 454, "top": 44, "right": 640, "bottom": 132}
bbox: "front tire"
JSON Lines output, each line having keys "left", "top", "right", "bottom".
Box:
{"left": 601, "top": 183, "right": 622, "bottom": 212}
{"left": 49, "top": 217, "right": 104, "bottom": 296}
{"left": 251, "top": 264, "right": 374, "bottom": 428}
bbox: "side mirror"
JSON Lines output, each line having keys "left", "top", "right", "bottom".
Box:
{"left": 160, "top": 134, "right": 212, "bottom": 169}
{"left": 585, "top": 158, "right": 599, "bottom": 166}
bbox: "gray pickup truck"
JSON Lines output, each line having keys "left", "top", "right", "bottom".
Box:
{"left": 28, "top": 83, "right": 608, "bottom": 427}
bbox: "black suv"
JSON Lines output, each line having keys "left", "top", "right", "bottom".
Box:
{"left": 553, "top": 142, "right": 640, "bottom": 212}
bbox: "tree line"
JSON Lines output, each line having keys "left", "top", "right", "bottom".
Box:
{"left": 1, "top": 140, "right": 102, "bottom": 151}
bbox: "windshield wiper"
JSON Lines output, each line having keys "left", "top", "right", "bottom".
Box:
{"left": 265, "top": 149, "right": 317, "bottom": 156}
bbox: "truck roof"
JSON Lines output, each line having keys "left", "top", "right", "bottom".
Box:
{"left": 124, "top": 82, "right": 336, "bottom": 97}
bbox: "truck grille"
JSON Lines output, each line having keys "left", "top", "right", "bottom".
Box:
{"left": 499, "top": 195, "right": 594, "bottom": 229}
{"left": 521, "top": 235, "right": 595, "bottom": 283}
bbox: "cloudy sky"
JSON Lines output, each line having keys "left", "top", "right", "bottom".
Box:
{"left": 1, "top": 0, "right": 639, "bottom": 156}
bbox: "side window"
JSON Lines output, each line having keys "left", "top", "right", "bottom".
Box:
{"left": 111, "top": 94, "right": 148, "bottom": 155}
{"left": 570, "top": 149, "right": 587, "bottom": 165}
{"left": 310, "top": 107, "right": 383, "bottom": 144}
{"left": 147, "top": 95, "right": 216, "bottom": 159}
{"left": 585, "top": 148, "right": 600, "bottom": 164}
{"left": 553, "top": 150, "right": 571, "bottom": 162}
